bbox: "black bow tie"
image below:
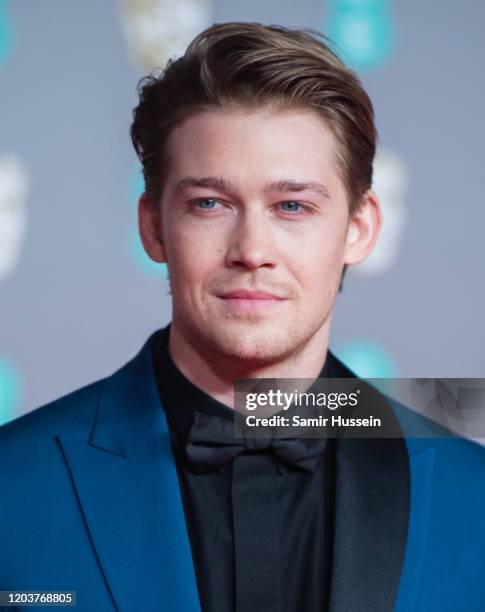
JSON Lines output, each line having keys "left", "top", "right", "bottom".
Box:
{"left": 185, "top": 411, "right": 327, "bottom": 474}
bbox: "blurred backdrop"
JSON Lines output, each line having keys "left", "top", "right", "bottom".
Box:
{"left": 1, "top": 0, "right": 484, "bottom": 425}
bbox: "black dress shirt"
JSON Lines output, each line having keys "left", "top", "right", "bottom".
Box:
{"left": 152, "top": 324, "right": 337, "bottom": 612}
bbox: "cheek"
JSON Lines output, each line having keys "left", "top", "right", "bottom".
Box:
{"left": 291, "top": 235, "right": 345, "bottom": 282}
{"left": 165, "top": 223, "right": 223, "bottom": 285}
{"left": 286, "top": 237, "right": 345, "bottom": 309}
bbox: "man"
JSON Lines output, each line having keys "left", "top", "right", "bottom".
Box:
{"left": 1, "top": 22, "right": 484, "bottom": 612}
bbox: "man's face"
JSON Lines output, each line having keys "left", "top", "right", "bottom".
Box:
{"left": 140, "top": 107, "right": 379, "bottom": 366}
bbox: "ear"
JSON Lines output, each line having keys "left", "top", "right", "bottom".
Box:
{"left": 138, "top": 192, "right": 166, "bottom": 263}
{"left": 343, "top": 189, "right": 382, "bottom": 266}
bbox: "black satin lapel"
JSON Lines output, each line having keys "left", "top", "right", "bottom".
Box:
{"left": 324, "top": 351, "right": 410, "bottom": 612}
{"left": 328, "top": 435, "right": 410, "bottom": 612}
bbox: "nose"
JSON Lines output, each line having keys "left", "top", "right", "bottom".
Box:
{"left": 225, "top": 209, "right": 278, "bottom": 271}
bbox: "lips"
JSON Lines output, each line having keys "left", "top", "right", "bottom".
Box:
{"left": 217, "top": 290, "right": 286, "bottom": 315}
{"left": 218, "top": 289, "right": 285, "bottom": 300}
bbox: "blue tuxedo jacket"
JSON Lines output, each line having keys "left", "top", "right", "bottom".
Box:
{"left": 1, "top": 331, "right": 484, "bottom": 611}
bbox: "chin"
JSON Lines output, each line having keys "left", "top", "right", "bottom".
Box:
{"left": 199, "top": 318, "right": 308, "bottom": 366}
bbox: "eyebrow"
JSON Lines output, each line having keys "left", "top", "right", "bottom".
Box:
{"left": 172, "top": 176, "right": 331, "bottom": 200}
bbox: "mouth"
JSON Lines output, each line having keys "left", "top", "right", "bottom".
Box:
{"left": 216, "top": 289, "right": 287, "bottom": 315}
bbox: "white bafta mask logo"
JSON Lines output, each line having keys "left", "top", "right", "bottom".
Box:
{"left": 357, "top": 147, "right": 409, "bottom": 275}
{"left": 0, "top": 155, "right": 29, "bottom": 282}
{"left": 118, "top": 0, "right": 213, "bottom": 72}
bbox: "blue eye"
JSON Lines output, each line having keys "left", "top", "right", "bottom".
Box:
{"left": 280, "top": 201, "right": 303, "bottom": 212}
{"left": 195, "top": 198, "right": 219, "bottom": 209}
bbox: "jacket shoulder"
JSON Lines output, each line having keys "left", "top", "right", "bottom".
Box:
{"left": 0, "top": 377, "right": 106, "bottom": 457}
{"left": 390, "top": 397, "right": 485, "bottom": 510}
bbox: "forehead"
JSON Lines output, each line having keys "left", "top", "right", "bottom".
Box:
{"left": 164, "top": 107, "right": 343, "bottom": 194}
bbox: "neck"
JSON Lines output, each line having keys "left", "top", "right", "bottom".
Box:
{"left": 168, "top": 320, "right": 332, "bottom": 409}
